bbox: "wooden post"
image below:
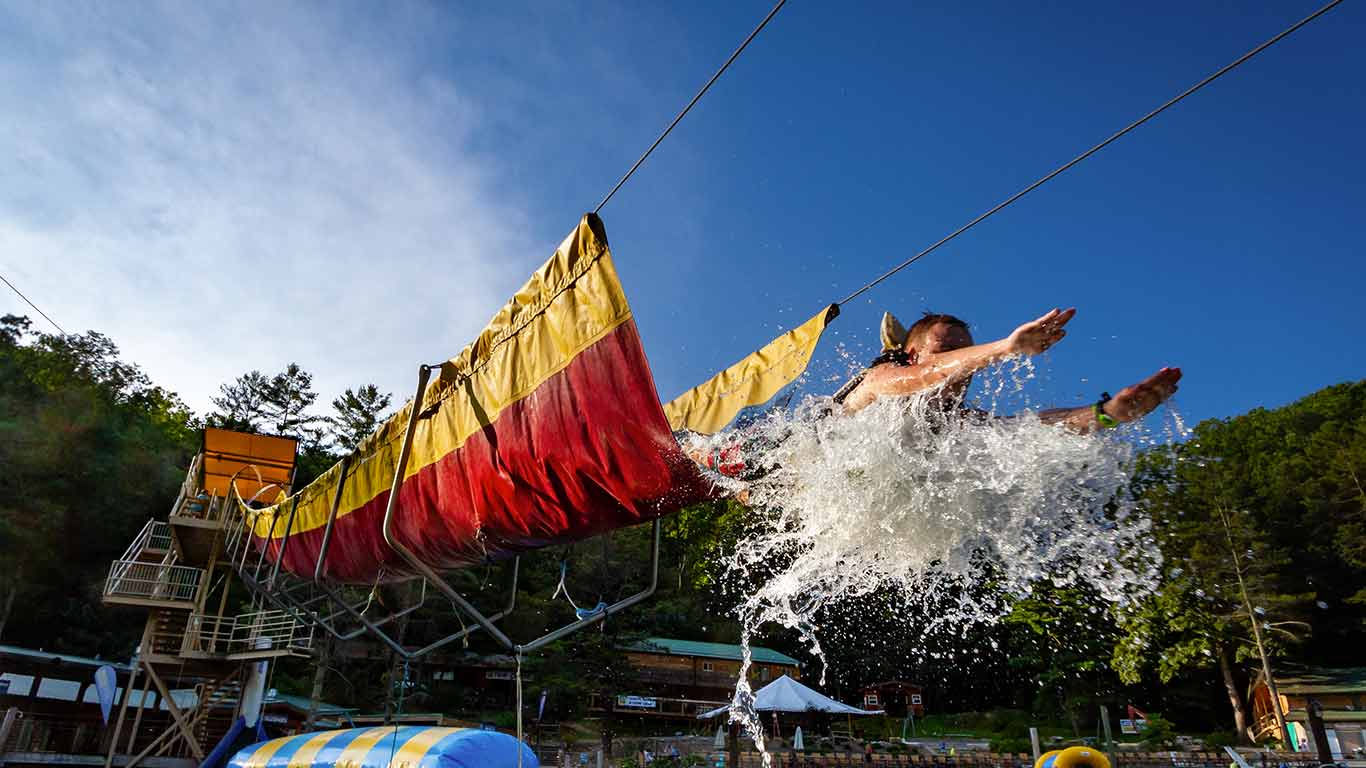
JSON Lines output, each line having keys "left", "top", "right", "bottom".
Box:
{"left": 126, "top": 674, "right": 154, "bottom": 753}
{"left": 140, "top": 660, "right": 205, "bottom": 761}
{"left": 728, "top": 721, "right": 740, "bottom": 768}
{"left": 104, "top": 660, "right": 140, "bottom": 768}
{"left": 1306, "top": 699, "right": 1332, "bottom": 764}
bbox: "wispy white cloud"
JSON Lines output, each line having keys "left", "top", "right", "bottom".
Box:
{"left": 0, "top": 2, "right": 541, "bottom": 413}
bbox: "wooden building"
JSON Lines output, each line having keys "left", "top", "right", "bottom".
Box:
{"left": 590, "top": 638, "right": 801, "bottom": 720}
{"left": 1251, "top": 666, "right": 1366, "bottom": 762}
{"left": 859, "top": 680, "right": 924, "bottom": 717}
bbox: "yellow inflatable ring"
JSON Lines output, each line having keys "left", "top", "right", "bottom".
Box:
{"left": 1051, "top": 746, "right": 1111, "bottom": 768}
{"left": 1036, "top": 750, "right": 1064, "bottom": 768}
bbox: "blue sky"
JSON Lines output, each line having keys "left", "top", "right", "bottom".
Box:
{"left": 2, "top": 1, "right": 1362, "bottom": 428}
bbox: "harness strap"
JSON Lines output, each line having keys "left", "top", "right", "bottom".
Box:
{"left": 832, "top": 349, "right": 912, "bottom": 404}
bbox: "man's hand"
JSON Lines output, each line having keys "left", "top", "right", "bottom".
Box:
{"left": 1103, "top": 367, "right": 1183, "bottom": 423}
{"left": 1006, "top": 308, "right": 1076, "bottom": 356}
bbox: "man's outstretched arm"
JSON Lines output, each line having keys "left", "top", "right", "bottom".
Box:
{"left": 1039, "top": 367, "right": 1183, "bottom": 433}
{"left": 846, "top": 308, "right": 1076, "bottom": 410}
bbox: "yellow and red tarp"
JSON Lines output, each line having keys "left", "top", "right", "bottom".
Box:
{"left": 663, "top": 304, "right": 837, "bottom": 435}
{"left": 245, "top": 214, "right": 721, "bottom": 583}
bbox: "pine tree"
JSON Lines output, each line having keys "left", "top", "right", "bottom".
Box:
{"left": 328, "top": 384, "right": 392, "bottom": 453}
{"left": 263, "top": 363, "right": 322, "bottom": 438}
{"left": 208, "top": 370, "right": 270, "bottom": 431}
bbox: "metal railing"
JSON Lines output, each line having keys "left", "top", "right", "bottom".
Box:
{"left": 104, "top": 560, "right": 203, "bottom": 603}
{"left": 146, "top": 521, "right": 173, "bottom": 551}
{"left": 169, "top": 453, "right": 202, "bottom": 517}
{"left": 186, "top": 609, "right": 313, "bottom": 657}
{"left": 116, "top": 520, "right": 172, "bottom": 562}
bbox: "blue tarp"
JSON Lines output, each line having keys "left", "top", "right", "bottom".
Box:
{"left": 203, "top": 717, "right": 268, "bottom": 768}
{"left": 228, "top": 726, "right": 538, "bottom": 768}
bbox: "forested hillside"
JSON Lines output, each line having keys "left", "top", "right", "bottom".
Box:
{"left": 2, "top": 313, "right": 1361, "bottom": 742}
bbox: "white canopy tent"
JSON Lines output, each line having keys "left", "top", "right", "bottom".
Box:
{"left": 699, "top": 674, "right": 883, "bottom": 718}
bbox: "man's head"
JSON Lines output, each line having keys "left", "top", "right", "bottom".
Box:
{"left": 902, "top": 312, "right": 972, "bottom": 360}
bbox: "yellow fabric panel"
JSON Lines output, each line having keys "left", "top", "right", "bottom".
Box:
{"left": 664, "top": 304, "right": 838, "bottom": 435}
{"left": 335, "top": 727, "right": 392, "bottom": 768}
{"left": 286, "top": 730, "right": 345, "bottom": 768}
{"left": 390, "top": 727, "right": 463, "bottom": 767}
{"left": 249, "top": 213, "right": 632, "bottom": 538}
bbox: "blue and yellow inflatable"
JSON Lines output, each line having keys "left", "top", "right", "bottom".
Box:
{"left": 227, "top": 726, "right": 539, "bottom": 768}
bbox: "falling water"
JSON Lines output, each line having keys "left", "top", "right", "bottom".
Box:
{"left": 683, "top": 362, "right": 1176, "bottom": 762}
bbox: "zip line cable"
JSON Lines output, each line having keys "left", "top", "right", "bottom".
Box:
{"left": 836, "top": 0, "right": 1345, "bottom": 306}
{"left": 0, "top": 271, "right": 67, "bottom": 335}
{"left": 593, "top": 0, "right": 788, "bottom": 214}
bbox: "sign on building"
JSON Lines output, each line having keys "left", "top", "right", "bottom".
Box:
{"left": 616, "top": 695, "right": 658, "bottom": 709}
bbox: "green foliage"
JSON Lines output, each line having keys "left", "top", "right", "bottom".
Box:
{"left": 1139, "top": 714, "right": 1176, "bottom": 749}
{"left": 1116, "top": 381, "right": 1366, "bottom": 737}
{"left": 1202, "top": 730, "right": 1239, "bottom": 749}
{"left": 0, "top": 315, "right": 197, "bottom": 655}
{"left": 328, "top": 384, "right": 392, "bottom": 453}
{"left": 1004, "top": 583, "right": 1122, "bottom": 728}
{"left": 209, "top": 370, "right": 271, "bottom": 431}
{"left": 989, "top": 737, "right": 1032, "bottom": 754}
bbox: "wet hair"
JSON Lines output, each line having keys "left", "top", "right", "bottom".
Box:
{"left": 903, "top": 312, "right": 969, "bottom": 349}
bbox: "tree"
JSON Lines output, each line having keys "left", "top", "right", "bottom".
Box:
{"left": 328, "top": 384, "right": 392, "bottom": 453}
{"left": 208, "top": 370, "right": 270, "bottom": 431}
{"left": 264, "top": 363, "right": 322, "bottom": 438}
{"left": 1111, "top": 385, "right": 1366, "bottom": 742}
{"left": 1004, "top": 582, "right": 1125, "bottom": 736}
{"left": 0, "top": 315, "right": 196, "bottom": 655}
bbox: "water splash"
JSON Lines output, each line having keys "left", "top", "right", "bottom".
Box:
{"left": 685, "top": 363, "right": 1168, "bottom": 761}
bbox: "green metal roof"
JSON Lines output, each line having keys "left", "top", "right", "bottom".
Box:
{"left": 266, "top": 691, "right": 356, "bottom": 715}
{"left": 0, "top": 643, "right": 131, "bottom": 671}
{"left": 1276, "top": 667, "right": 1366, "bottom": 694}
{"left": 627, "top": 638, "right": 800, "bottom": 667}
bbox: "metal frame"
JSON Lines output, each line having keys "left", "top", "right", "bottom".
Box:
{"left": 220, "top": 363, "right": 663, "bottom": 664}
{"left": 373, "top": 364, "right": 663, "bottom": 658}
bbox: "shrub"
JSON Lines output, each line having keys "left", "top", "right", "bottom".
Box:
{"left": 1202, "top": 731, "right": 1239, "bottom": 749}
{"left": 991, "top": 737, "right": 1033, "bottom": 754}
{"left": 1139, "top": 715, "right": 1177, "bottom": 749}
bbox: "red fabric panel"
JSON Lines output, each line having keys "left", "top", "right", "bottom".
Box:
{"left": 256, "top": 320, "right": 718, "bottom": 584}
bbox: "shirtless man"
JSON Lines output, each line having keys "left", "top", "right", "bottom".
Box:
{"left": 836, "top": 307, "right": 1182, "bottom": 432}
{"left": 691, "top": 307, "right": 1181, "bottom": 480}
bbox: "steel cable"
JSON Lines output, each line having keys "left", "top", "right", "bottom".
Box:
{"left": 837, "top": 0, "right": 1345, "bottom": 306}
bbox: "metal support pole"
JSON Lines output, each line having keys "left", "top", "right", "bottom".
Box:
{"left": 517, "top": 519, "right": 661, "bottom": 654}
{"left": 314, "top": 457, "right": 351, "bottom": 583}
{"left": 252, "top": 507, "right": 283, "bottom": 591}
{"left": 380, "top": 365, "right": 515, "bottom": 650}
{"left": 268, "top": 496, "right": 301, "bottom": 589}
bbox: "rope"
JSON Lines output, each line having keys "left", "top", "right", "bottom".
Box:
{"left": 552, "top": 556, "right": 608, "bottom": 620}
{"left": 0, "top": 271, "right": 66, "bottom": 334}
{"left": 836, "top": 0, "right": 1345, "bottom": 306}
{"left": 594, "top": 0, "right": 788, "bottom": 214}
{"left": 385, "top": 658, "right": 410, "bottom": 766}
